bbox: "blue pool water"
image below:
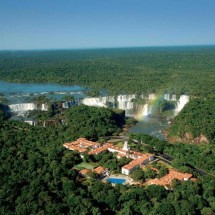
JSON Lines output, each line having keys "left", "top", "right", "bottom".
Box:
{"left": 106, "top": 178, "right": 126, "bottom": 184}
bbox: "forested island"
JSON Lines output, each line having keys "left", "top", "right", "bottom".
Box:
{"left": 0, "top": 46, "right": 215, "bottom": 214}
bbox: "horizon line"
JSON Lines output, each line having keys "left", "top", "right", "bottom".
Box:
{"left": 0, "top": 44, "right": 215, "bottom": 52}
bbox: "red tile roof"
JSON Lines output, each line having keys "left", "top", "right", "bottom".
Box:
{"left": 146, "top": 169, "right": 192, "bottom": 187}
{"left": 93, "top": 166, "right": 106, "bottom": 175}
{"left": 122, "top": 153, "right": 153, "bottom": 170}
{"left": 129, "top": 150, "right": 145, "bottom": 159}
{"left": 63, "top": 138, "right": 99, "bottom": 153}
{"left": 108, "top": 145, "right": 127, "bottom": 154}
{"left": 79, "top": 169, "right": 90, "bottom": 176}
{"left": 88, "top": 143, "right": 111, "bottom": 155}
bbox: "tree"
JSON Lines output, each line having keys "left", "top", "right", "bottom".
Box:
{"left": 147, "top": 185, "right": 167, "bottom": 200}
{"left": 144, "top": 167, "right": 157, "bottom": 179}
{"left": 158, "top": 166, "right": 168, "bottom": 178}
{"left": 63, "top": 95, "right": 75, "bottom": 102}
{"left": 201, "top": 207, "right": 214, "bottom": 215}
{"left": 0, "top": 103, "right": 9, "bottom": 121}
{"left": 131, "top": 168, "right": 145, "bottom": 181}
{"left": 152, "top": 202, "right": 175, "bottom": 215}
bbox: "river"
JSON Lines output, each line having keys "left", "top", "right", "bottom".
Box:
{"left": 129, "top": 116, "right": 169, "bottom": 140}
{"left": 0, "top": 80, "right": 85, "bottom": 104}
{"left": 0, "top": 80, "right": 169, "bottom": 140}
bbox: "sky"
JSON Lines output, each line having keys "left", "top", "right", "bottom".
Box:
{"left": 0, "top": 0, "right": 215, "bottom": 50}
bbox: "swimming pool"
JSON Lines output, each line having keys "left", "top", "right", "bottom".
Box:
{"left": 106, "top": 178, "right": 126, "bottom": 184}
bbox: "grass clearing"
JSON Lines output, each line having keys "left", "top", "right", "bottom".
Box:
{"left": 115, "top": 142, "right": 124, "bottom": 147}
{"left": 75, "top": 162, "right": 95, "bottom": 170}
{"left": 107, "top": 139, "right": 123, "bottom": 143}
{"left": 157, "top": 160, "right": 173, "bottom": 169}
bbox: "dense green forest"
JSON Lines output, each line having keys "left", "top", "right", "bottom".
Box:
{"left": 64, "top": 105, "right": 125, "bottom": 140}
{"left": 1, "top": 47, "right": 215, "bottom": 214}
{"left": 0, "top": 46, "right": 215, "bottom": 97}
{"left": 0, "top": 103, "right": 9, "bottom": 120}
{"left": 168, "top": 98, "right": 215, "bottom": 143}
{"left": 1, "top": 108, "right": 215, "bottom": 214}
{"left": 130, "top": 133, "right": 215, "bottom": 175}
{"left": 0, "top": 104, "right": 5, "bottom": 120}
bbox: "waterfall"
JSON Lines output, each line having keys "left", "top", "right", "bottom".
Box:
{"left": 9, "top": 103, "right": 37, "bottom": 112}
{"left": 24, "top": 120, "right": 35, "bottom": 125}
{"left": 143, "top": 104, "right": 148, "bottom": 116}
{"left": 175, "top": 95, "right": 190, "bottom": 113}
{"left": 62, "top": 102, "right": 69, "bottom": 109}
{"left": 62, "top": 101, "right": 76, "bottom": 109}
{"left": 81, "top": 93, "right": 189, "bottom": 118}
{"left": 117, "top": 94, "right": 135, "bottom": 110}
{"left": 82, "top": 94, "right": 146, "bottom": 117}
{"left": 148, "top": 94, "right": 156, "bottom": 100}
{"left": 117, "top": 100, "right": 131, "bottom": 110}
{"left": 82, "top": 94, "right": 136, "bottom": 116}
{"left": 106, "top": 96, "right": 115, "bottom": 105}
{"left": 82, "top": 96, "right": 115, "bottom": 108}
{"left": 82, "top": 97, "right": 107, "bottom": 107}
{"left": 142, "top": 104, "right": 152, "bottom": 116}
{"left": 164, "top": 94, "right": 170, "bottom": 101}
{"left": 171, "top": 94, "right": 177, "bottom": 101}
{"left": 41, "top": 103, "right": 48, "bottom": 111}
{"left": 133, "top": 103, "right": 144, "bottom": 116}
{"left": 82, "top": 94, "right": 136, "bottom": 110}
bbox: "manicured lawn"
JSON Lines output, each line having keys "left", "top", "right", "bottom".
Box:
{"left": 108, "top": 140, "right": 138, "bottom": 148}
{"left": 75, "top": 162, "right": 95, "bottom": 170}
{"left": 107, "top": 139, "right": 123, "bottom": 143}
{"left": 157, "top": 160, "right": 173, "bottom": 169}
{"left": 115, "top": 142, "right": 124, "bottom": 147}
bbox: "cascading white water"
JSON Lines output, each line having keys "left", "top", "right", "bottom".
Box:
{"left": 82, "top": 97, "right": 107, "bottom": 107}
{"left": 41, "top": 103, "right": 48, "bottom": 111}
{"left": 143, "top": 104, "right": 148, "bottom": 116}
{"left": 62, "top": 102, "right": 69, "bottom": 109}
{"left": 24, "top": 120, "right": 35, "bottom": 125}
{"left": 148, "top": 94, "right": 156, "bottom": 100}
{"left": 81, "top": 93, "right": 189, "bottom": 118}
{"left": 82, "top": 95, "right": 136, "bottom": 110}
{"left": 142, "top": 104, "right": 152, "bottom": 116}
{"left": 107, "top": 96, "right": 115, "bottom": 103}
{"left": 9, "top": 103, "right": 37, "bottom": 112}
{"left": 171, "top": 94, "right": 177, "bottom": 101}
{"left": 117, "top": 94, "right": 135, "bottom": 110}
{"left": 81, "top": 94, "right": 153, "bottom": 117}
{"left": 62, "top": 101, "right": 76, "bottom": 109}
{"left": 164, "top": 94, "right": 170, "bottom": 101}
{"left": 175, "top": 95, "right": 190, "bottom": 113}
{"left": 81, "top": 95, "right": 136, "bottom": 116}
{"left": 118, "top": 101, "right": 134, "bottom": 110}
